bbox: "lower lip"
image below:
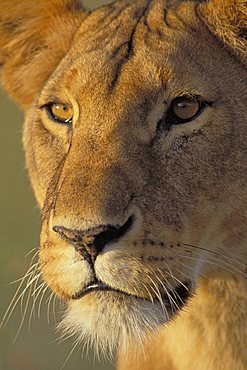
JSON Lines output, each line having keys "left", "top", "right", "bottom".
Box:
{"left": 72, "top": 285, "right": 123, "bottom": 300}
{"left": 72, "top": 282, "right": 191, "bottom": 309}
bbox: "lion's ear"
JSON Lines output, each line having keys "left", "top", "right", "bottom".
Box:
{"left": 0, "top": 0, "right": 86, "bottom": 109}
{"left": 199, "top": 0, "right": 247, "bottom": 65}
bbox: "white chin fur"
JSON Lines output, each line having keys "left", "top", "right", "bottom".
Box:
{"left": 58, "top": 291, "right": 167, "bottom": 358}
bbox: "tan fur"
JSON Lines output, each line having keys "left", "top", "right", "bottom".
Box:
{"left": 1, "top": 0, "right": 246, "bottom": 369}
{"left": 0, "top": 0, "right": 85, "bottom": 108}
{"left": 118, "top": 277, "right": 247, "bottom": 369}
{"left": 200, "top": 0, "right": 247, "bottom": 65}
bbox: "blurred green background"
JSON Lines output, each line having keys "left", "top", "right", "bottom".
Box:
{"left": 0, "top": 1, "right": 115, "bottom": 369}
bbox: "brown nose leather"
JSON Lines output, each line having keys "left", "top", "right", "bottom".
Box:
{"left": 53, "top": 216, "right": 134, "bottom": 263}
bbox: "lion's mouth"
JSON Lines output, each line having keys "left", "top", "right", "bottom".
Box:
{"left": 72, "top": 281, "right": 142, "bottom": 300}
{"left": 72, "top": 280, "right": 191, "bottom": 313}
{"left": 72, "top": 281, "right": 121, "bottom": 299}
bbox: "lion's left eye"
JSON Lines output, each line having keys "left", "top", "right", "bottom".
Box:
{"left": 165, "top": 96, "right": 208, "bottom": 126}
{"left": 45, "top": 103, "right": 74, "bottom": 124}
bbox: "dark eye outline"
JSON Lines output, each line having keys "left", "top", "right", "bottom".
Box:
{"left": 157, "top": 95, "right": 212, "bottom": 131}
{"left": 42, "top": 103, "right": 74, "bottom": 125}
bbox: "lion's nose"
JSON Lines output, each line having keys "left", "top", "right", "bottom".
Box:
{"left": 53, "top": 216, "right": 134, "bottom": 263}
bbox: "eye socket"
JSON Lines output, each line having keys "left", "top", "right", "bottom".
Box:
{"left": 165, "top": 96, "right": 207, "bottom": 126}
{"left": 45, "top": 103, "right": 74, "bottom": 124}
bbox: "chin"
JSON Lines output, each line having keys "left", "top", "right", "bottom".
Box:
{"left": 59, "top": 291, "right": 167, "bottom": 357}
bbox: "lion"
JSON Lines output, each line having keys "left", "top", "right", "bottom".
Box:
{"left": 0, "top": 0, "right": 246, "bottom": 369}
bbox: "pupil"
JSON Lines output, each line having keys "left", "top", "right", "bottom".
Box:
{"left": 178, "top": 102, "right": 188, "bottom": 109}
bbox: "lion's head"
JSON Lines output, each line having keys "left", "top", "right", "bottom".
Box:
{"left": 1, "top": 0, "right": 246, "bottom": 356}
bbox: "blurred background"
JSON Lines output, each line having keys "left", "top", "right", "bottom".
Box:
{"left": 0, "top": 1, "right": 115, "bottom": 369}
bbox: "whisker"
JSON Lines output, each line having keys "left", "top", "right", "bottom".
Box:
{"left": 181, "top": 243, "right": 247, "bottom": 268}
{"left": 169, "top": 274, "right": 189, "bottom": 291}
{"left": 31, "top": 281, "right": 47, "bottom": 299}
{"left": 20, "top": 268, "right": 40, "bottom": 312}
{"left": 13, "top": 278, "right": 34, "bottom": 343}
{"left": 56, "top": 329, "right": 78, "bottom": 344}
{"left": 46, "top": 292, "right": 55, "bottom": 324}
{"left": 146, "top": 275, "right": 169, "bottom": 319}
{"left": 25, "top": 248, "right": 39, "bottom": 259}
{"left": 152, "top": 250, "right": 190, "bottom": 292}
{"left": 0, "top": 270, "right": 41, "bottom": 330}
{"left": 205, "top": 254, "right": 247, "bottom": 279}
{"left": 28, "top": 273, "right": 40, "bottom": 330}
{"left": 38, "top": 285, "right": 49, "bottom": 319}
{"left": 53, "top": 294, "right": 58, "bottom": 323}
{"left": 173, "top": 268, "right": 195, "bottom": 291}
{"left": 178, "top": 260, "right": 210, "bottom": 281}
{"left": 178, "top": 253, "right": 247, "bottom": 279}
{"left": 61, "top": 340, "right": 79, "bottom": 369}
{"left": 17, "top": 272, "right": 42, "bottom": 310}
{"left": 8, "top": 263, "right": 39, "bottom": 285}
{"left": 157, "top": 275, "right": 179, "bottom": 313}
{"left": 141, "top": 282, "right": 155, "bottom": 304}
{"left": 29, "top": 280, "right": 46, "bottom": 329}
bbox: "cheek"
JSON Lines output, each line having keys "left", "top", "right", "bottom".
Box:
{"left": 23, "top": 116, "right": 68, "bottom": 207}
{"left": 39, "top": 229, "right": 93, "bottom": 298}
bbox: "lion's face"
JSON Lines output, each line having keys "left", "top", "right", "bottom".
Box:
{"left": 1, "top": 0, "right": 246, "bottom": 355}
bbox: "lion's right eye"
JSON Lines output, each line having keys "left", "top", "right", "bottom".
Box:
{"left": 45, "top": 103, "right": 74, "bottom": 125}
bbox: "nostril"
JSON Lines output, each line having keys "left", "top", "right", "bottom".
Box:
{"left": 93, "top": 215, "right": 134, "bottom": 251}
{"left": 52, "top": 215, "right": 134, "bottom": 260}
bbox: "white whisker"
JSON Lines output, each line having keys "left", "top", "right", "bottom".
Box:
{"left": 61, "top": 340, "right": 79, "bottom": 369}
{"left": 29, "top": 280, "right": 46, "bottom": 329}
{"left": 13, "top": 278, "right": 33, "bottom": 343}
{"left": 46, "top": 292, "right": 55, "bottom": 324}
{"left": 1, "top": 270, "right": 41, "bottom": 330}
{"left": 38, "top": 285, "right": 49, "bottom": 319}
{"left": 177, "top": 253, "right": 247, "bottom": 279}
{"left": 28, "top": 272, "right": 41, "bottom": 330}
{"left": 181, "top": 243, "right": 247, "bottom": 268}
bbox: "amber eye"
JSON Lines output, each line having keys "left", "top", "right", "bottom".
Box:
{"left": 172, "top": 97, "right": 200, "bottom": 119}
{"left": 166, "top": 96, "right": 207, "bottom": 126}
{"left": 46, "top": 103, "right": 73, "bottom": 124}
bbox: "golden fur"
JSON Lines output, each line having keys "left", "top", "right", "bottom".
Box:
{"left": 1, "top": 0, "right": 246, "bottom": 369}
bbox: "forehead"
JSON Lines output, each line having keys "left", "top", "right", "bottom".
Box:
{"left": 45, "top": 0, "right": 214, "bottom": 103}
